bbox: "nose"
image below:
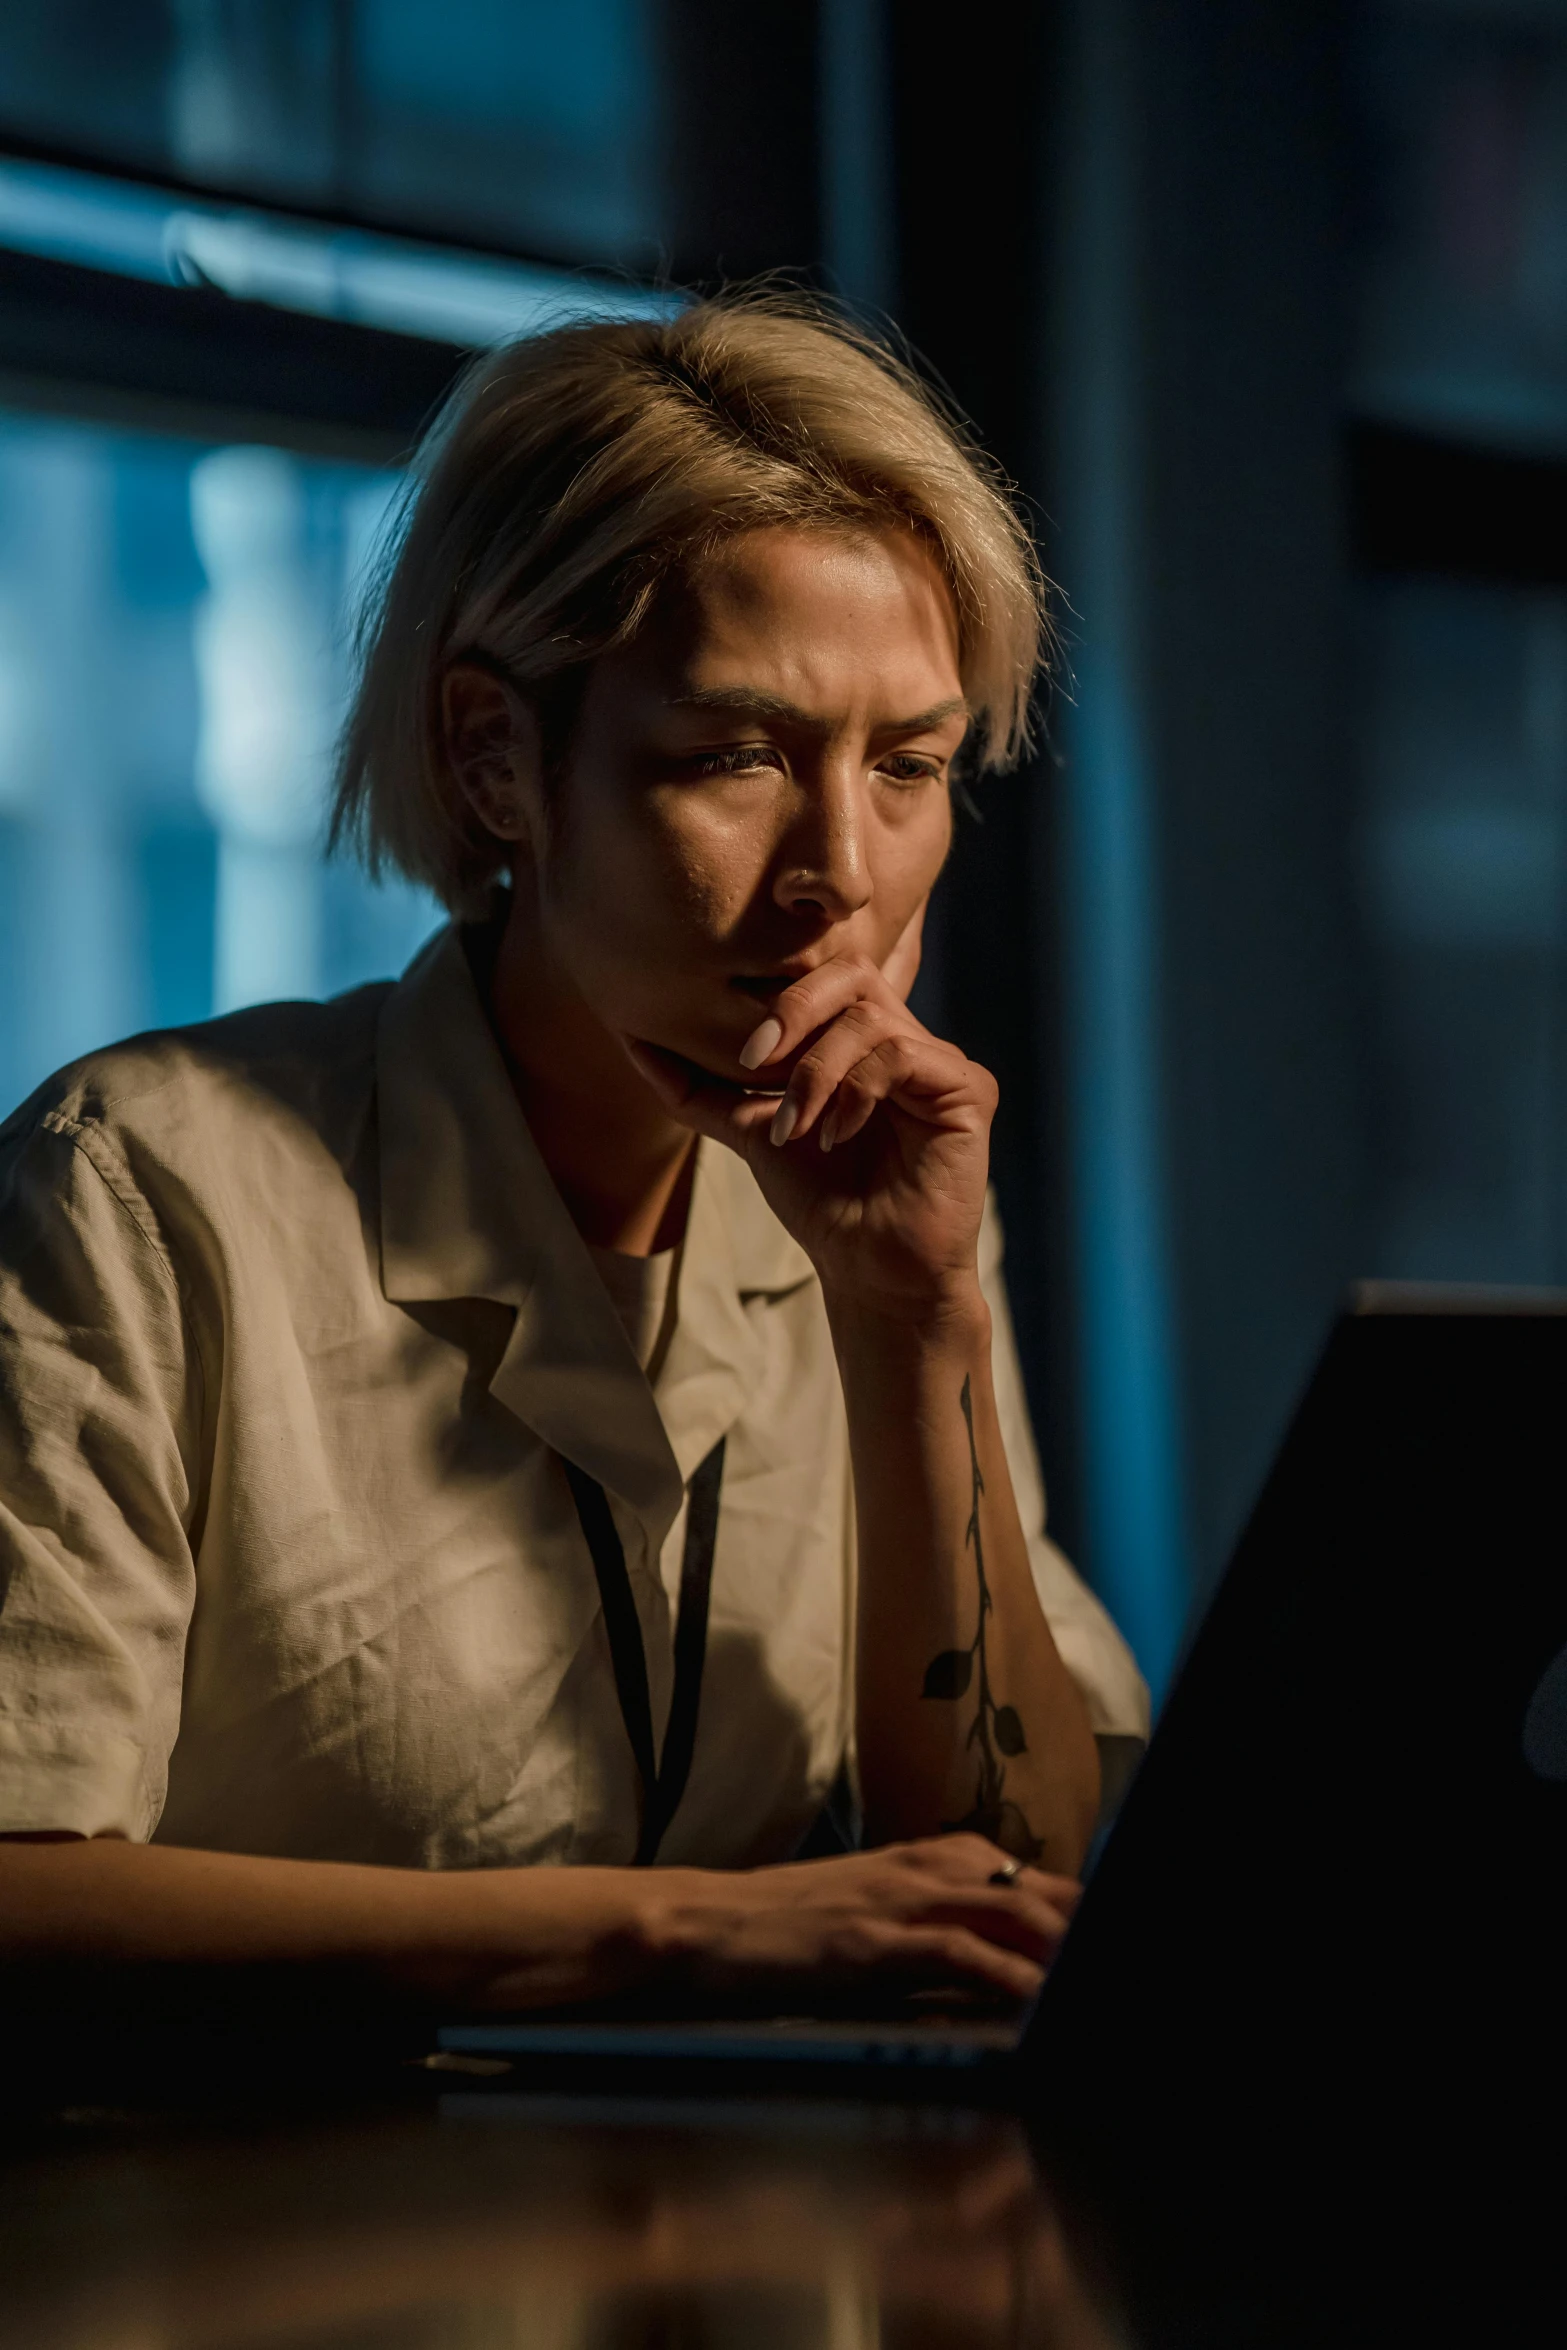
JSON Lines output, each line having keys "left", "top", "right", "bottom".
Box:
{"left": 772, "top": 756, "right": 872, "bottom": 926}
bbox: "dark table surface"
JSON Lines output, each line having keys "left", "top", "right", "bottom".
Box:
{"left": 3, "top": 2081, "right": 1127, "bottom": 2350}
{"left": 2, "top": 2042, "right": 1549, "bottom": 2350}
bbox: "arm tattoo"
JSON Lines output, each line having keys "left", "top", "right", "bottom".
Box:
{"left": 920, "top": 1373, "right": 1044, "bottom": 1860}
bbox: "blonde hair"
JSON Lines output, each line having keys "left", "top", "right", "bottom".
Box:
{"left": 331, "top": 290, "right": 1050, "bottom": 916}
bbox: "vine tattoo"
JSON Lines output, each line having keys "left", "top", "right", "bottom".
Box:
{"left": 920, "top": 1374, "right": 1044, "bottom": 1860}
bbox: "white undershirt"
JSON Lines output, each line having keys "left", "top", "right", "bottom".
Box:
{"left": 588, "top": 1242, "right": 679, "bottom": 1380}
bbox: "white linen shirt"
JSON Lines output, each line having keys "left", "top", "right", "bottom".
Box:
{"left": 0, "top": 921, "right": 1148, "bottom": 1867}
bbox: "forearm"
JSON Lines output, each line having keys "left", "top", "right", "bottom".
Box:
{"left": 0, "top": 1834, "right": 1081, "bottom": 2017}
{"left": 0, "top": 1837, "right": 665, "bottom": 2013}
{"left": 832, "top": 1287, "right": 1100, "bottom": 1872}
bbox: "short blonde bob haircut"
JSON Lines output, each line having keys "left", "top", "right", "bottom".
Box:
{"left": 332, "top": 291, "right": 1050, "bottom": 917}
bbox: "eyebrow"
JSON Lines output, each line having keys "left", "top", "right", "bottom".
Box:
{"left": 665, "top": 685, "right": 971, "bottom": 736}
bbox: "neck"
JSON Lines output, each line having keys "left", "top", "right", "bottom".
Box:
{"left": 486, "top": 888, "right": 695, "bottom": 1256}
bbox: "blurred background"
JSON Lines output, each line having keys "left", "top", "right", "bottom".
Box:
{"left": 1, "top": 0, "right": 1562, "bottom": 1701}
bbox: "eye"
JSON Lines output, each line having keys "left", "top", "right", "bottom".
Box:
{"left": 690, "top": 744, "right": 785, "bottom": 777}
{"left": 877, "top": 753, "right": 942, "bottom": 788}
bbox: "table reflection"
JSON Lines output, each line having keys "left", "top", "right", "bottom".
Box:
{"left": 1, "top": 2094, "right": 1130, "bottom": 2350}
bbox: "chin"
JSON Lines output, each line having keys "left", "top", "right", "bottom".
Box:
{"left": 627, "top": 989, "right": 762, "bottom": 1084}
{"left": 681, "top": 1038, "right": 768, "bottom": 1087}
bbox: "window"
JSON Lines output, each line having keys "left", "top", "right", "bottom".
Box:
{"left": 1352, "top": 0, "right": 1567, "bottom": 1286}
{"left": 0, "top": 13, "right": 674, "bottom": 1124}
{"left": 0, "top": 407, "right": 435, "bottom": 1118}
{"left": 0, "top": 0, "right": 664, "bottom": 270}
{"left": 1356, "top": 577, "right": 1567, "bottom": 1280}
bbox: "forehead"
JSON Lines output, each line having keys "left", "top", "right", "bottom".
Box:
{"left": 638, "top": 524, "right": 964, "bottom": 706}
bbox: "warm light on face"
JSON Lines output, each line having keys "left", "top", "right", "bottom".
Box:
{"left": 523, "top": 525, "right": 968, "bottom": 1078}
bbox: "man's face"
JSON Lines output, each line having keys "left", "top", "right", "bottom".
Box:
{"left": 523, "top": 523, "right": 968, "bottom": 1080}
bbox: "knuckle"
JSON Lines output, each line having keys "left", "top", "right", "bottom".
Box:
{"left": 863, "top": 1862, "right": 913, "bottom": 1910}
{"left": 902, "top": 1837, "right": 951, "bottom": 1873}
{"left": 1016, "top": 1902, "right": 1063, "bottom": 1949}
{"left": 843, "top": 1919, "right": 896, "bottom": 1966}
{"left": 894, "top": 1863, "right": 937, "bottom": 1900}
{"left": 838, "top": 1002, "right": 890, "bottom": 1050}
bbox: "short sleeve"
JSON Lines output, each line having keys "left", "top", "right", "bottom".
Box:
{"left": 979, "top": 1193, "right": 1151, "bottom": 1740}
{"left": 0, "top": 1110, "right": 202, "bottom": 1837}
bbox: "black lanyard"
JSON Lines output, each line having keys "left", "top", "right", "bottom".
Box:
{"left": 563, "top": 1438, "right": 726, "bottom": 1866}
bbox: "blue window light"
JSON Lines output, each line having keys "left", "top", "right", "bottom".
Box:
{"left": 0, "top": 161, "right": 668, "bottom": 1120}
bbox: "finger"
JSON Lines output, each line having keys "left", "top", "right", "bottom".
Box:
{"left": 772, "top": 1010, "right": 976, "bottom": 1150}
{"left": 1018, "top": 1870, "right": 1083, "bottom": 1917}
{"left": 875, "top": 1924, "right": 1044, "bottom": 2003}
{"left": 621, "top": 1037, "right": 777, "bottom": 1156}
{"left": 899, "top": 1835, "right": 1078, "bottom": 1907}
{"left": 770, "top": 1003, "right": 916, "bottom": 1145}
{"left": 919, "top": 1892, "right": 1074, "bottom": 1965}
{"left": 859, "top": 1851, "right": 1072, "bottom": 1958}
{"left": 814, "top": 1033, "right": 980, "bottom": 1150}
{"left": 735, "top": 956, "right": 896, "bottom": 1075}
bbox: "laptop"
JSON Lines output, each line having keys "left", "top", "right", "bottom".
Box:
{"left": 433, "top": 1284, "right": 1567, "bottom": 2104}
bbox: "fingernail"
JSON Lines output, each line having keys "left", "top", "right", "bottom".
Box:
{"left": 818, "top": 1114, "right": 835, "bottom": 1153}
{"left": 739, "top": 1017, "right": 783, "bottom": 1071}
{"left": 770, "top": 1096, "right": 798, "bottom": 1147}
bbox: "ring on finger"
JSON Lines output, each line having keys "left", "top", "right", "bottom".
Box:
{"left": 987, "top": 1858, "right": 1022, "bottom": 1888}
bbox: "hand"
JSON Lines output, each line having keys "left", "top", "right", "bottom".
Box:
{"left": 624, "top": 915, "right": 997, "bottom": 1323}
{"left": 645, "top": 1835, "right": 1079, "bottom": 2009}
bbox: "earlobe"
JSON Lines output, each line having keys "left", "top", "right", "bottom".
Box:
{"left": 441, "top": 659, "right": 545, "bottom": 848}
{"left": 460, "top": 767, "right": 532, "bottom": 842}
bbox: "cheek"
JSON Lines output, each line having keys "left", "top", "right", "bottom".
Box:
{"left": 661, "top": 799, "right": 778, "bottom": 930}
{"left": 920, "top": 794, "right": 955, "bottom": 885}
{"left": 875, "top": 797, "right": 952, "bottom": 922}
{"left": 544, "top": 789, "right": 756, "bottom": 965}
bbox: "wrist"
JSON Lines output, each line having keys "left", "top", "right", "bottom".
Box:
{"left": 400, "top": 1862, "right": 692, "bottom": 2013}
{"left": 825, "top": 1276, "right": 991, "bottom": 1364}
{"left": 633, "top": 1866, "right": 754, "bottom": 1987}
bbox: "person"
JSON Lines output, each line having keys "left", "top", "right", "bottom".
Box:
{"left": 0, "top": 295, "right": 1147, "bottom": 2018}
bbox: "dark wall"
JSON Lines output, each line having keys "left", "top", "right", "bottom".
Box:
{"left": 883, "top": 0, "right": 1084, "bottom": 1554}
{"left": 657, "top": 0, "right": 822, "bottom": 283}
{"left": 1136, "top": 0, "right": 1368, "bottom": 1597}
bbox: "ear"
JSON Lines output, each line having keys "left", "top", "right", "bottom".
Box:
{"left": 441, "top": 662, "right": 546, "bottom": 852}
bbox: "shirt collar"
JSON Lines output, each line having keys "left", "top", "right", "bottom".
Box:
{"left": 376, "top": 921, "right": 813, "bottom": 1533}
